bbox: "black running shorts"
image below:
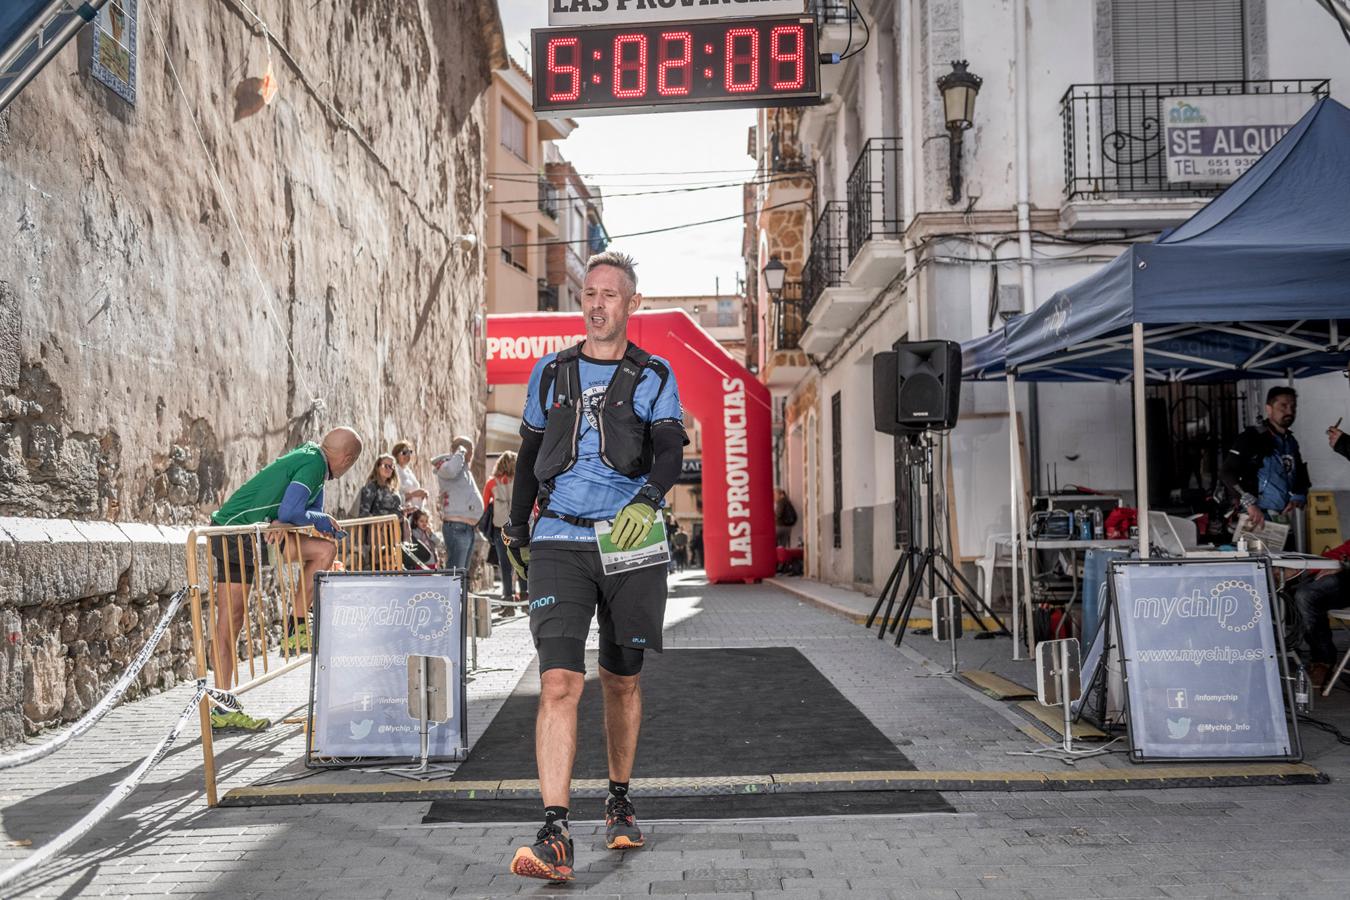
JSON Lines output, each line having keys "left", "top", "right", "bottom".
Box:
{"left": 527, "top": 544, "right": 668, "bottom": 675}
{"left": 211, "top": 534, "right": 259, "bottom": 584}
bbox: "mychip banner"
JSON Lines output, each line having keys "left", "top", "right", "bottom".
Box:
{"left": 1111, "top": 558, "right": 1299, "bottom": 762}
{"left": 308, "top": 571, "right": 467, "bottom": 765}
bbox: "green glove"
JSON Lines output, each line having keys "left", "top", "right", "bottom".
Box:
{"left": 611, "top": 500, "right": 659, "bottom": 551}
{"left": 501, "top": 521, "right": 530, "bottom": 582}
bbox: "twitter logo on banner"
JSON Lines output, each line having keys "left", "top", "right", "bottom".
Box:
{"left": 1167, "top": 717, "right": 1191, "bottom": 739}
{"left": 350, "top": 718, "right": 373, "bottom": 740}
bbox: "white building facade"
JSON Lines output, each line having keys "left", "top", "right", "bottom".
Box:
{"left": 748, "top": 0, "right": 1350, "bottom": 592}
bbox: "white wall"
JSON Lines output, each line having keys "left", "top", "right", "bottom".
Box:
{"left": 1267, "top": 3, "right": 1350, "bottom": 100}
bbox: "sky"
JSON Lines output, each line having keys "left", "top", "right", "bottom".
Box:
{"left": 498, "top": 0, "right": 757, "bottom": 298}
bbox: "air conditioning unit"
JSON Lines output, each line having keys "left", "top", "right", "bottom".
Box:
{"left": 996, "top": 284, "right": 1023, "bottom": 320}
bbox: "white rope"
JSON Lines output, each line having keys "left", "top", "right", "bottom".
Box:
{"left": 0, "top": 681, "right": 234, "bottom": 891}
{"left": 0, "top": 587, "right": 190, "bottom": 771}
{"left": 143, "top": 6, "right": 321, "bottom": 410}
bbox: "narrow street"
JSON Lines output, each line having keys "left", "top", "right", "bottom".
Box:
{"left": 3, "top": 573, "right": 1348, "bottom": 898}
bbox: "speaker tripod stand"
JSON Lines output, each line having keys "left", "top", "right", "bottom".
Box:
{"left": 865, "top": 431, "right": 1011, "bottom": 649}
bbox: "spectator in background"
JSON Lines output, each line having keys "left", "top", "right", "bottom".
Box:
{"left": 207, "top": 427, "right": 362, "bottom": 732}
{"left": 408, "top": 508, "right": 437, "bottom": 568}
{"left": 690, "top": 524, "right": 703, "bottom": 569}
{"left": 484, "top": 451, "right": 520, "bottom": 612}
{"left": 434, "top": 436, "right": 484, "bottom": 570}
{"left": 358, "top": 454, "right": 404, "bottom": 519}
{"left": 672, "top": 523, "right": 688, "bottom": 572}
{"left": 1219, "top": 386, "right": 1308, "bottom": 529}
{"left": 774, "top": 488, "right": 798, "bottom": 547}
{"left": 665, "top": 510, "right": 677, "bottom": 574}
{"left": 357, "top": 453, "right": 405, "bottom": 565}
{"left": 392, "top": 440, "right": 429, "bottom": 511}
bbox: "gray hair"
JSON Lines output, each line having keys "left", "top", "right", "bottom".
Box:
{"left": 586, "top": 250, "right": 638, "bottom": 295}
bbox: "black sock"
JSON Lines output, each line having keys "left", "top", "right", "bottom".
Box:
{"left": 544, "top": 805, "right": 569, "bottom": 828}
{"left": 608, "top": 780, "right": 629, "bottom": 799}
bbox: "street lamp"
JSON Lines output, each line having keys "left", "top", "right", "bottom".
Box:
{"left": 936, "top": 60, "right": 982, "bottom": 204}
{"left": 762, "top": 256, "right": 787, "bottom": 296}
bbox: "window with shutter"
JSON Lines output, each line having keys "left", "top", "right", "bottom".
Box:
{"left": 500, "top": 101, "right": 529, "bottom": 162}
{"left": 500, "top": 216, "right": 529, "bottom": 272}
{"left": 1106, "top": 0, "right": 1247, "bottom": 193}
{"left": 1111, "top": 0, "right": 1246, "bottom": 82}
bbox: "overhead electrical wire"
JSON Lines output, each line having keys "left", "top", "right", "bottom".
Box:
{"left": 487, "top": 167, "right": 759, "bottom": 178}
{"left": 487, "top": 171, "right": 801, "bottom": 190}
{"left": 489, "top": 199, "right": 808, "bottom": 250}
{"left": 487, "top": 174, "right": 805, "bottom": 204}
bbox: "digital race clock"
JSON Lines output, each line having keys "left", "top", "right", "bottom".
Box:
{"left": 531, "top": 16, "right": 820, "bottom": 116}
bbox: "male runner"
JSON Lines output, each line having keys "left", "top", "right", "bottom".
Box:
{"left": 207, "top": 426, "right": 362, "bottom": 731}
{"left": 501, "top": 251, "right": 686, "bottom": 882}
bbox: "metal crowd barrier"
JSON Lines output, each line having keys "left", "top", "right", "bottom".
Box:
{"left": 185, "top": 514, "right": 402, "bottom": 805}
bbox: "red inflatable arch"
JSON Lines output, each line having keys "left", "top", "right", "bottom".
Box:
{"left": 486, "top": 310, "right": 776, "bottom": 584}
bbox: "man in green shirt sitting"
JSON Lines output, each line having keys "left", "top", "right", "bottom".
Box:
{"left": 208, "top": 427, "right": 362, "bottom": 731}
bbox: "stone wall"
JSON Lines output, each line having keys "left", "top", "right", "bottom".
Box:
{"left": 0, "top": 1, "right": 504, "bottom": 740}
{"left": 0, "top": 518, "right": 191, "bottom": 744}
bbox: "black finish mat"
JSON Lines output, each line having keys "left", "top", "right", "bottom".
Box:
{"left": 425, "top": 647, "right": 953, "bottom": 821}
{"left": 453, "top": 647, "right": 918, "bottom": 780}
{"left": 422, "top": 790, "right": 949, "bottom": 823}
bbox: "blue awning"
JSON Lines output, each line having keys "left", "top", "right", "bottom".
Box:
{"left": 960, "top": 327, "right": 1007, "bottom": 379}
{"left": 992, "top": 98, "right": 1350, "bottom": 383}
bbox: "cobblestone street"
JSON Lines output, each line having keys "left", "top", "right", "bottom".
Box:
{"left": 2, "top": 572, "right": 1349, "bottom": 898}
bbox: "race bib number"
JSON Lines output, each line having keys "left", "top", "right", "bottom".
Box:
{"left": 594, "top": 518, "right": 670, "bottom": 575}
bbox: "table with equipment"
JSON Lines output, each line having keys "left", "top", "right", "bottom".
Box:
{"left": 1020, "top": 537, "right": 1135, "bottom": 641}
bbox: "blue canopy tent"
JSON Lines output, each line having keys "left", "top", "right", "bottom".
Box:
{"left": 960, "top": 97, "right": 1350, "bottom": 650}
{"left": 989, "top": 96, "right": 1350, "bottom": 383}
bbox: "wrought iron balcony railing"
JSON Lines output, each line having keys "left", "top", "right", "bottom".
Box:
{"left": 773, "top": 280, "right": 805, "bottom": 352}
{"left": 846, "top": 137, "right": 903, "bottom": 261}
{"left": 1061, "top": 79, "right": 1329, "bottom": 201}
{"left": 802, "top": 201, "right": 849, "bottom": 317}
{"left": 538, "top": 177, "right": 559, "bottom": 218}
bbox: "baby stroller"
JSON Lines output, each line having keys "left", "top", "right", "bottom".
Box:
{"left": 402, "top": 539, "right": 435, "bottom": 570}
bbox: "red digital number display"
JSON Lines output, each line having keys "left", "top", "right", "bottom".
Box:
{"left": 532, "top": 17, "right": 819, "bottom": 115}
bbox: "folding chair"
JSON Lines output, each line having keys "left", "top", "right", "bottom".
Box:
{"left": 1321, "top": 608, "right": 1350, "bottom": 697}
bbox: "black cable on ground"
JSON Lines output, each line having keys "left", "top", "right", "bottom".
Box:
{"left": 1298, "top": 713, "right": 1350, "bottom": 746}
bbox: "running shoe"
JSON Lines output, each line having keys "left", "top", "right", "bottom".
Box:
{"left": 510, "top": 822, "right": 574, "bottom": 882}
{"left": 605, "top": 795, "right": 644, "bottom": 849}
{"left": 210, "top": 710, "right": 271, "bottom": 733}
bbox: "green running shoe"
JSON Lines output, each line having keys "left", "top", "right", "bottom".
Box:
{"left": 281, "top": 618, "right": 310, "bottom": 654}
{"left": 210, "top": 710, "right": 271, "bottom": 733}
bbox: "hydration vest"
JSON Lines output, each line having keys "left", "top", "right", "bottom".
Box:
{"left": 534, "top": 342, "right": 669, "bottom": 491}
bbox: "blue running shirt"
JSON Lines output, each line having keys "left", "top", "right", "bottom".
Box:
{"left": 522, "top": 350, "right": 684, "bottom": 544}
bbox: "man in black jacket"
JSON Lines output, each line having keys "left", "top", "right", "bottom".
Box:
{"left": 1218, "top": 386, "right": 1309, "bottom": 530}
